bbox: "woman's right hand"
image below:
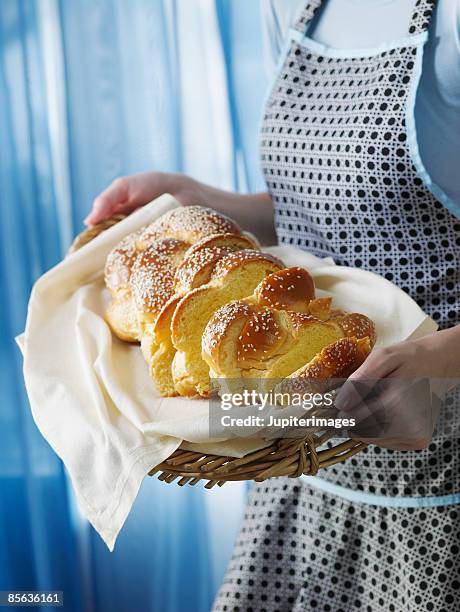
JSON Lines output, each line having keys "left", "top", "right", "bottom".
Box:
{"left": 85, "top": 170, "right": 276, "bottom": 244}
{"left": 84, "top": 171, "right": 200, "bottom": 227}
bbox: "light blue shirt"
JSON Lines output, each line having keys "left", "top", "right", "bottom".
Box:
{"left": 261, "top": 0, "right": 460, "bottom": 208}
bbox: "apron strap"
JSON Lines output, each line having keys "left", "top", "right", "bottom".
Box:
{"left": 293, "top": 0, "right": 324, "bottom": 34}
{"left": 408, "top": 0, "right": 437, "bottom": 35}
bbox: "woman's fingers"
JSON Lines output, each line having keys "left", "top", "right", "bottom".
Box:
{"left": 84, "top": 172, "right": 168, "bottom": 226}
{"left": 333, "top": 343, "right": 439, "bottom": 451}
{"left": 84, "top": 177, "right": 131, "bottom": 226}
{"left": 334, "top": 346, "right": 402, "bottom": 412}
{"left": 84, "top": 172, "right": 202, "bottom": 227}
{"left": 347, "top": 345, "right": 403, "bottom": 381}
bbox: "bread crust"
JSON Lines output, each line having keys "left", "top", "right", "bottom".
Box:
{"left": 104, "top": 206, "right": 251, "bottom": 343}
{"left": 139, "top": 206, "right": 242, "bottom": 245}
{"left": 145, "top": 238, "right": 267, "bottom": 396}
{"left": 255, "top": 267, "right": 315, "bottom": 312}
{"left": 104, "top": 206, "right": 266, "bottom": 395}
{"left": 274, "top": 337, "right": 372, "bottom": 400}
{"left": 202, "top": 267, "right": 376, "bottom": 393}
{"left": 171, "top": 251, "right": 284, "bottom": 343}
{"left": 170, "top": 251, "right": 284, "bottom": 396}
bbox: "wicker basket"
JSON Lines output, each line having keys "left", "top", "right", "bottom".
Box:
{"left": 69, "top": 215, "right": 366, "bottom": 488}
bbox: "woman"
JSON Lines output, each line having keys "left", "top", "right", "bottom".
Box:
{"left": 87, "top": 0, "right": 460, "bottom": 609}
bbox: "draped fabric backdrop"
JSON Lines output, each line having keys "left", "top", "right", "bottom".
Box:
{"left": 0, "top": 1, "right": 268, "bottom": 610}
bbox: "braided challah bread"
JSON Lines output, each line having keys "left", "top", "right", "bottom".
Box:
{"left": 202, "top": 267, "right": 376, "bottom": 393}
{"left": 170, "top": 250, "right": 284, "bottom": 397}
{"left": 104, "top": 206, "right": 252, "bottom": 342}
{"left": 104, "top": 207, "right": 376, "bottom": 401}
{"left": 104, "top": 204, "right": 284, "bottom": 396}
{"left": 141, "top": 233, "right": 262, "bottom": 396}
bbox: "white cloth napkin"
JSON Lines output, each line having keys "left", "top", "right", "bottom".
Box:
{"left": 18, "top": 194, "right": 437, "bottom": 549}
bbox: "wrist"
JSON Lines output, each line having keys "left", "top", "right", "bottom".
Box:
{"left": 425, "top": 326, "right": 460, "bottom": 379}
{"left": 163, "top": 173, "right": 205, "bottom": 207}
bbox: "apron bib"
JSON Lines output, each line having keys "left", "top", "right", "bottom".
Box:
{"left": 259, "top": 0, "right": 460, "bottom": 499}
{"left": 213, "top": 4, "right": 460, "bottom": 610}
{"left": 260, "top": 0, "right": 460, "bottom": 332}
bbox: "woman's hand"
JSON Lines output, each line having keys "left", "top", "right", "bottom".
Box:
{"left": 84, "top": 171, "right": 200, "bottom": 226}
{"left": 335, "top": 326, "right": 460, "bottom": 450}
{"left": 85, "top": 171, "right": 277, "bottom": 245}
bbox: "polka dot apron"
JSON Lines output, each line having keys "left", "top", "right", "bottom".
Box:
{"left": 214, "top": 1, "right": 460, "bottom": 610}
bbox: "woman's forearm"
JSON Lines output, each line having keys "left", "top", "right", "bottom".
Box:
{"left": 87, "top": 171, "right": 277, "bottom": 245}
{"left": 427, "top": 324, "right": 460, "bottom": 380}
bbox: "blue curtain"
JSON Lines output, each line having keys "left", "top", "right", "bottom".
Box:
{"left": 0, "top": 1, "right": 267, "bottom": 611}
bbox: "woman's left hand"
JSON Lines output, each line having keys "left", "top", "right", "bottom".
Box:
{"left": 334, "top": 326, "right": 460, "bottom": 450}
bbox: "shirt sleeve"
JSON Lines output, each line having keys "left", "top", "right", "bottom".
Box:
{"left": 259, "top": 0, "right": 305, "bottom": 78}
{"left": 433, "top": 0, "right": 460, "bottom": 102}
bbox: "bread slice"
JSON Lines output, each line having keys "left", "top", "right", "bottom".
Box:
{"left": 274, "top": 336, "right": 373, "bottom": 400}
{"left": 202, "top": 268, "right": 318, "bottom": 374}
{"left": 105, "top": 234, "right": 189, "bottom": 342}
{"left": 141, "top": 233, "right": 260, "bottom": 396}
{"left": 302, "top": 336, "right": 372, "bottom": 379}
{"left": 170, "top": 251, "right": 284, "bottom": 397}
{"left": 202, "top": 267, "right": 376, "bottom": 394}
